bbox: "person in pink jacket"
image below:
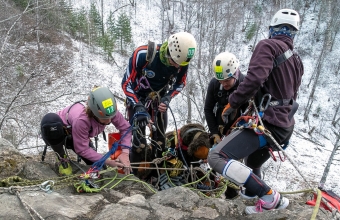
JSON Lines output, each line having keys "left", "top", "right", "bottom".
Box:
{"left": 40, "top": 86, "right": 132, "bottom": 175}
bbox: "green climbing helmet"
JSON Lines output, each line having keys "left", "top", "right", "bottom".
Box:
{"left": 87, "top": 87, "right": 117, "bottom": 119}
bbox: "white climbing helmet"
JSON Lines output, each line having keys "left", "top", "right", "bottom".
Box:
{"left": 212, "top": 52, "right": 240, "bottom": 80}
{"left": 168, "top": 32, "right": 197, "bottom": 66}
{"left": 270, "top": 9, "right": 300, "bottom": 30}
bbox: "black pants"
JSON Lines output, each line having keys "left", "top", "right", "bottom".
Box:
{"left": 128, "top": 101, "right": 168, "bottom": 176}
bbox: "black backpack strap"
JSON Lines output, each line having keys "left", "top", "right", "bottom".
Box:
{"left": 273, "top": 49, "right": 293, "bottom": 68}
{"left": 215, "top": 84, "right": 224, "bottom": 101}
{"left": 66, "top": 101, "right": 86, "bottom": 126}
{"left": 41, "top": 144, "right": 48, "bottom": 161}
{"left": 257, "top": 49, "right": 294, "bottom": 106}
{"left": 65, "top": 100, "right": 103, "bottom": 154}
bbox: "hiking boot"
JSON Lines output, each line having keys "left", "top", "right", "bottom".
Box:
{"left": 245, "top": 190, "right": 289, "bottom": 214}
{"left": 58, "top": 156, "right": 72, "bottom": 176}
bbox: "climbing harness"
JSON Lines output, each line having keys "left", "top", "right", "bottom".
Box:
{"left": 228, "top": 95, "right": 313, "bottom": 189}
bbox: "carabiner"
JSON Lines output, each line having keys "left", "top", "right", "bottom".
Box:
{"left": 268, "top": 148, "right": 286, "bottom": 162}
{"left": 80, "top": 168, "right": 100, "bottom": 179}
{"left": 40, "top": 180, "right": 54, "bottom": 193}
{"left": 259, "top": 94, "right": 272, "bottom": 112}
{"left": 145, "top": 99, "right": 152, "bottom": 109}
{"left": 138, "top": 75, "right": 151, "bottom": 90}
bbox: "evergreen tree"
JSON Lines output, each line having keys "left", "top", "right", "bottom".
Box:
{"left": 102, "top": 12, "right": 116, "bottom": 60}
{"left": 114, "top": 13, "right": 132, "bottom": 54}
{"left": 12, "top": 0, "right": 31, "bottom": 9}
{"left": 88, "top": 3, "right": 103, "bottom": 46}
{"left": 106, "top": 12, "right": 116, "bottom": 37}
{"left": 77, "top": 7, "right": 88, "bottom": 41}
{"left": 100, "top": 33, "right": 115, "bottom": 60}
{"left": 58, "top": 0, "right": 78, "bottom": 37}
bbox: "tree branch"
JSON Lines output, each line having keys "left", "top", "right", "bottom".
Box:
{"left": 0, "top": 70, "right": 38, "bottom": 129}
{"left": 0, "top": 1, "right": 31, "bottom": 54}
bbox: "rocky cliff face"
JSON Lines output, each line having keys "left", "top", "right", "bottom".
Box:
{"left": 0, "top": 138, "right": 333, "bottom": 220}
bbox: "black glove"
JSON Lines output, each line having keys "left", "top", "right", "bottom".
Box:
{"left": 160, "top": 96, "right": 171, "bottom": 106}
{"left": 133, "top": 102, "right": 150, "bottom": 127}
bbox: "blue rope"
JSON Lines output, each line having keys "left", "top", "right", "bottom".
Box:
{"left": 91, "top": 125, "right": 134, "bottom": 171}
{"left": 91, "top": 112, "right": 146, "bottom": 170}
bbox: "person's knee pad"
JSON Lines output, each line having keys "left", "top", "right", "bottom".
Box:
{"left": 222, "top": 159, "right": 252, "bottom": 186}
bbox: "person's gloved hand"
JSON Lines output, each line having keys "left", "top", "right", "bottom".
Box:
{"left": 211, "top": 134, "right": 221, "bottom": 144}
{"left": 221, "top": 103, "right": 236, "bottom": 124}
{"left": 158, "top": 96, "right": 171, "bottom": 112}
{"left": 117, "top": 150, "right": 132, "bottom": 175}
{"left": 134, "top": 102, "right": 150, "bottom": 127}
{"left": 105, "top": 159, "right": 124, "bottom": 169}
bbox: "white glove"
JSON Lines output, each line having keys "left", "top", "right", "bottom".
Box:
{"left": 117, "top": 151, "right": 132, "bottom": 175}
{"left": 105, "top": 159, "right": 124, "bottom": 170}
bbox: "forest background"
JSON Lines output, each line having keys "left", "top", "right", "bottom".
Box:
{"left": 0, "top": 0, "right": 339, "bottom": 195}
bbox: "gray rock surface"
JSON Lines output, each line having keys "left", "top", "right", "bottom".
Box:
{"left": 0, "top": 138, "right": 335, "bottom": 220}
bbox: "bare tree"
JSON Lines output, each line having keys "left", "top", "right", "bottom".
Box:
{"left": 303, "top": 49, "right": 324, "bottom": 122}
{"left": 35, "top": 0, "right": 41, "bottom": 50}
{"left": 328, "top": 0, "right": 340, "bottom": 51}
{"left": 319, "top": 129, "right": 340, "bottom": 188}
{"left": 303, "top": 2, "right": 334, "bottom": 122}
{"left": 0, "top": 1, "right": 75, "bottom": 147}
{"left": 331, "top": 88, "right": 340, "bottom": 126}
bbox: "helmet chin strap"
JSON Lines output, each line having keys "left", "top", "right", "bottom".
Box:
{"left": 93, "top": 115, "right": 111, "bottom": 125}
{"left": 232, "top": 78, "right": 237, "bottom": 87}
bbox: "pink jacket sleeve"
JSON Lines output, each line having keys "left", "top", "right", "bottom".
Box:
{"left": 111, "top": 111, "right": 132, "bottom": 153}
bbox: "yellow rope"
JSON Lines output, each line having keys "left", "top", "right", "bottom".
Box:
{"left": 74, "top": 168, "right": 158, "bottom": 194}
{"left": 279, "top": 188, "right": 315, "bottom": 195}
{"left": 310, "top": 189, "right": 322, "bottom": 220}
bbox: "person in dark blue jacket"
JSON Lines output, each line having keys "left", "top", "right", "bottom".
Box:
{"left": 204, "top": 52, "right": 247, "bottom": 199}
{"left": 121, "top": 32, "right": 197, "bottom": 178}
{"left": 204, "top": 52, "right": 246, "bottom": 144}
